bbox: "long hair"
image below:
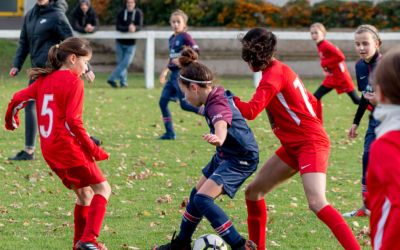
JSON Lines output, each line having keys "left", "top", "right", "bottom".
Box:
{"left": 28, "top": 37, "right": 92, "bottom": 80}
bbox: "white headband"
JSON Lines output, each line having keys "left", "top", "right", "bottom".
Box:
{"left": 179, "top": 75, "right": 212, "bottom": 84}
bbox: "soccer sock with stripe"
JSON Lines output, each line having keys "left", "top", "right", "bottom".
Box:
{"left": 317, "top": 204, "right": 361, "bottom": 249}
{"left": 73, "top": 204, "right": 89, "bottom": 245}
{"left": 177, "top": 188, "right": 203, "bottom": 242}
{"left": 193, "top": 193, "right": 244, "bottom": 248}
{"left": 80, "top": 194, "right": 108, "bottom": 243}
{"left": 246, "top": 199, "right": 267, "bottom": 250}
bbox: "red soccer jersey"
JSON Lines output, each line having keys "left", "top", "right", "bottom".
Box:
{"left": 367, "top": 130, "right": 400, "bottom": 250}
{"left": 317, "top": 40, "right": 355, "bottom": 93}
{"left": 234, "top": 60, "right": 329, "bottom": 147}
{"left": 5, "top": 70, "right": 108, "bottom": 169}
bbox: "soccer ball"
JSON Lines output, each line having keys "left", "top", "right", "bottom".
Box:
{"left": 193, "top": 234, "right": 228, "bottom": 250}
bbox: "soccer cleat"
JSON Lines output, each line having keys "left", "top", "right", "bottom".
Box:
{"left": 234, "top": 239, "right": 257, "bottom": 250}
{"left": 75, "top": 241, "right": 108, "bottom": 250}
{"left": 342, "top": 207, "right": 370, "bottom": 218}
{"left": 107, "top": 80, "right": 117, "bottom": 88}
{"left": 152, "top": 232, "right": 191, "bottom": 250}
{"left": 8, "top": 150, "right": 35, "bottom": 161}
{"left": 158, "top": 133, "right": 176, "bottom": 140}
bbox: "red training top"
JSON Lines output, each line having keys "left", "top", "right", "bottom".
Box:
{"left": 5, "top": 70, "right": 108, "bottom": 169}
{"left": 317, "top": 39, "right": 355, "bottom": 94}
{"left": 367, "top": 130, "right": 400, "bottom": 250}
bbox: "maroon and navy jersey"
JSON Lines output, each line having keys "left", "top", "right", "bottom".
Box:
{"left": 234, "top": 60, "right": 329, "bottom": 147}
{"left": 168, "top": 31, "right": 199, "bottom": 71}
{"left": 204, "top": 86, "right": 258, "bottom": 161}
{"left": 367, "top": 130, "right": 400, "bottom": 250}
{"left": 5, "top": 70, "right": 107, "bottom": 169}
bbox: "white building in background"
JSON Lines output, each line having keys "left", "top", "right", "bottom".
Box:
{"left": 268, "top": 0, "right": 385, "bottom": 6}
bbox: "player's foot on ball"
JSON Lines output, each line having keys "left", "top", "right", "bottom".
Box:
{"left": 152, "top": 231, "right": 191, "bottom": 250}
{"left": 8, "top": 150, "right": 35, "bottom": 161}
{"left": 234, "top": 239, "right": 257, "bottom": 250}
{"left": 107, "top": 80, "right": 117, "bottom": 88}
{"left": 342, "top": 206, "right": 370, "bottom": 217}
{"left": 158, "top": 133, "right": 176, "bottom": 140}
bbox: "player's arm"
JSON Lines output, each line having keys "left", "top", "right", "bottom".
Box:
{"left": 5, "top": 81, "right": 39, "bottom": 130}
{"left": 12, "top": 16, "right": 30, "bottom": 74}
{"left": 65, "top": 79, "right": 108, "bottom": 161}
{"left": 320, "top": 43, "right": 345, "bottom": 68}
{"left": 233, "top": 80, "right": 277, "bottom": 120}
{"left": 203, "top": 120, "right": 228, "bottom": 147}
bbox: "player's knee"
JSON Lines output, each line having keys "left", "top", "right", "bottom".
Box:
{"left": 307, "top": 198, "right": 327, "bottom": 213}
{"left": 245, "top": 183, "right": 265, "bottom": 200}
{"left": 76, "top": 188, "right": 94, "bottom": 205}
{"left": 193, "top": 193, "right": 213, "bottom": 212}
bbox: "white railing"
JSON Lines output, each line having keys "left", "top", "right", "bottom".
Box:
{"left": 1, "top": 30, "right": 400, "bottom": 88}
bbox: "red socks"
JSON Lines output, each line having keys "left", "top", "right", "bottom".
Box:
{"left": 80, "top": 194, "right": 108, "bottom": 243}
{"left": 74, "top": 204, "right": 89, "bottom": 245}
{"left": 246, "top": 199, "right": 267, "bottom": 250}
{"left": 317, "top": 205, "right": 360, "bottom": 250}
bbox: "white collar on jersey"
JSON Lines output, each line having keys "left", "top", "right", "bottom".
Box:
{"left": 374, "top": 104, "right": 400, "bottom": 138}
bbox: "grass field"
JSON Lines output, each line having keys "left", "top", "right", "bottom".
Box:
{"left": 0, "top": 43, "right": 371, "bottom": 249}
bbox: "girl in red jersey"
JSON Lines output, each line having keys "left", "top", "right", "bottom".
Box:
{"left": 367, "top": 46, "right": 400, "bottom": 250}
{"left": 5, "top": 37, "right": 110, "bottom": 250}
{"left": 310, "top": 23, "right": 360, "bottom": 107}
{"left": 233, "top": 28, "right": 360, "bottom": 250}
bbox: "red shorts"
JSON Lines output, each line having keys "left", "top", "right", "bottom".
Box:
{"left": 322, "top": 75, "right": 355, "bottom": 94}
{"left": 276, "top": 141, "right": 330, "bottom": 175}
{"left": 51, "top": 161, "right": 106, "bottom": 189}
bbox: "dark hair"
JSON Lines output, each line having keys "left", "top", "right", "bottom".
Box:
{"left": 373, "top": 46, "right": 400, "bottom": 104}
{"left": 240, "top": 27, "right": 277, "bottom": 72}
{"left": 28, "top": 37, "right": 92, "bottom": 80}
{"left": 178, "top": 47, "right": 214, "bottom": 88}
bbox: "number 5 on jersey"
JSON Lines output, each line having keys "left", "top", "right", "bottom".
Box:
{"left": 40, "top": 94, "right": 54, "bottom": 138}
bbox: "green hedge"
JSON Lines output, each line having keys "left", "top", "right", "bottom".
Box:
{"left": 65, "top": 0, "right": 400, "bottom": 29}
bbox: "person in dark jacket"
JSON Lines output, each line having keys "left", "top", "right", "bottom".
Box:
{"left": 69, "top": 0, "right": 98, "bottom": 33}
{"left": 107, "top": 0, "right": 143, "bottom": 88}
{"left": 9, "top": 0, "right": 95, "bottom": 161}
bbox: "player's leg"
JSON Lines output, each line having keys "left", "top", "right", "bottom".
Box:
{"left": 78, "top": 181, "right": 111, "bottom": 248}
{"left": 245, "top": 154, "right": 297, "bottom": 250}
{"left": 347, "top": 90, "right": 360, "bottom": 104}
{"left": 159, "top": 82, "right": 176, "bottom": 139}
{"left": 194, "top": 179, "right": 254, "bottom": 250}
{"left": 302, "top": 173, "right": 360, "bottom": 249}
{"left": 313, "top": 85, "right": 333, "bottom": 100}
{"left": 73, "top": 187, "right": 94, "bottom": 247}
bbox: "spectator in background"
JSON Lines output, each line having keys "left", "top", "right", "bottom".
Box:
{"left": 107, "top": 0, "right": 143, "bottom": 88}
{"left": 69, "top": 0, "right": 98, "bottom": 34}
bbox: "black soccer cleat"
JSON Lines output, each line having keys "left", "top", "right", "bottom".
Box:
{"left": 75, "top": 241, "right": 108, "bottom": 250}
{"left": 158, "top": 133, "right": 176, "bottom": 140}
{"left": 153, "top": 232, "right": 191, "bottom": 250}
{"left": 90, "top": 136, "right": 102, "bottom": 146}
{"left": 8, "top": 150, "right": 35, "bottom": 161}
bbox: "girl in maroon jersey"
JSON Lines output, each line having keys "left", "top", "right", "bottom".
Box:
{"left": 5, "top": 37, "right": 110, "bottom": 250}
{"left": 233, "top": 27, "right": 360, "bottom": 250}
{"left": 310, "top": 23, "right": 360, "bottom": 108}
{"left": 367, "top": 46, "right": 400, "bottom": 250}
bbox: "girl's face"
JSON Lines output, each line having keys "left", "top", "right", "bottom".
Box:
{"left": 170, "top": 15, "right": 186, "bottom": 34}
{"left": 310, "top": 27, "right": 324, "bottom": 43}
{"left": 179, "top": 83, "right": 201, "bottom": 107}
{"left": 355, "top": 32, "right": 379, "bottom": 61}
{"left": 68, "top": 54, "right": 91, "bottom": 77}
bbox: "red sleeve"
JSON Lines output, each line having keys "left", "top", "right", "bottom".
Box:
{"left": 320, "top": 41, "right": 345, "bottom": 68}
{"left": 65, "top": 79, "right": 108, "bottom": 161}
{"left": 5, "top": 80, "right": 39, "bottom": 130}
{"left": 233, "top": 79, "right": 278, "bottom": 120}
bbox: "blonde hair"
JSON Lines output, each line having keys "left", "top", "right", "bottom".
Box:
{"left": 310, "top": 22, "right": 327, "bottom": 36}
{"left": 170, "top": 9, "right": 188, "bottom": 26}
{"left": 355, "top": 24, "right": 382, "bottom": 46}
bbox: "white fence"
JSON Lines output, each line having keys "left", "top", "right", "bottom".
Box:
{"left": 1, "top": 30, "right": 400, "bottom": 88}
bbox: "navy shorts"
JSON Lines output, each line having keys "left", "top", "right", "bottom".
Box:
{"left": 202, "top": 154, "right": 258, "bottom": 198}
